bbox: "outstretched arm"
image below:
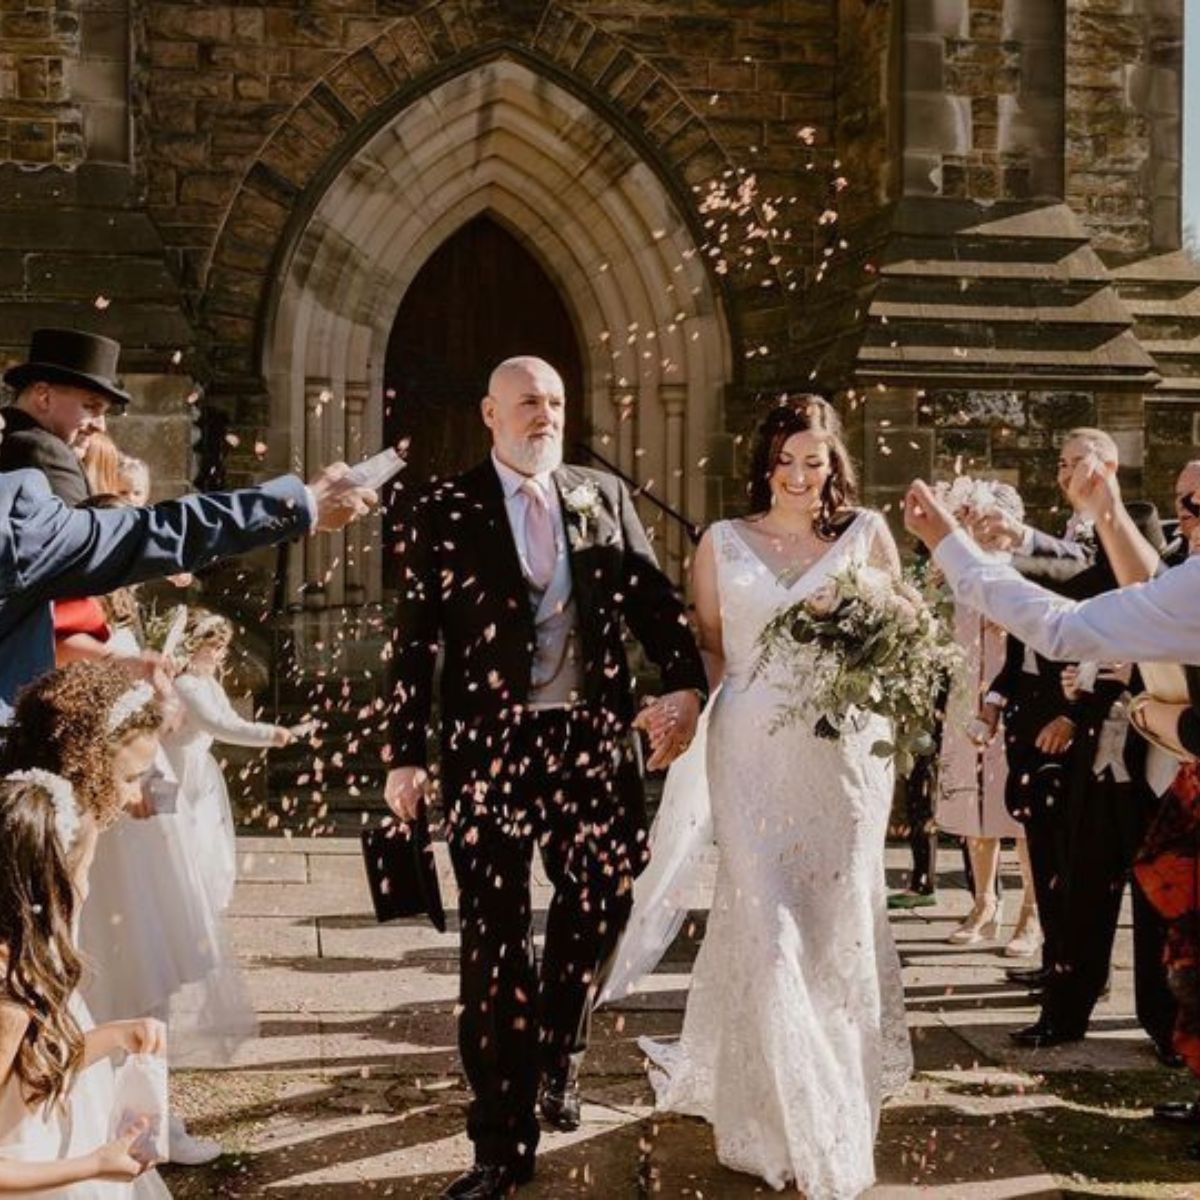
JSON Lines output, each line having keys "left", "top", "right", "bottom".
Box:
{"left": 10, "top": 471, "right": 313, "bottom": 604}
{"left": 934, "top": 531, "right": 1200, "bottom": 664}
{"left": 7, "top": 464, "right": 376, "bottom": 608}
{"left": 1065, "top": 458, "right": 1160, "bottom": 585}
{"left": 905, "top": 479, "right": 1200, "bottom": 664}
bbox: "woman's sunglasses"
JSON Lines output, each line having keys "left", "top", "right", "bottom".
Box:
{"left": 1181, "top": 492, "right": 1200, "bottom": 518}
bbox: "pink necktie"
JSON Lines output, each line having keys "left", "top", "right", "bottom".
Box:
{"left": 520, "top": 478, "right": 556, "bottom": 589}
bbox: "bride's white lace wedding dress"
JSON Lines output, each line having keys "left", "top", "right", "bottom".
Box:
{"left": 613, "top": 510, "right": 912, "bottom": 1198}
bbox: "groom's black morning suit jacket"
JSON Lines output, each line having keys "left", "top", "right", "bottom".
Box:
{"left": 386, "top": 459, "right": 708, "bottom": 864}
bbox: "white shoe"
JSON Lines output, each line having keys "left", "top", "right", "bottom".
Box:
{"left": 168, "top": 1113, "right": 222, "bottom": 1166}
{"left": 1004, "top": 910, "right": 1043, "bottom": 959}
{"left": 947, "top": 901, "right": 1002, "bottom": 945}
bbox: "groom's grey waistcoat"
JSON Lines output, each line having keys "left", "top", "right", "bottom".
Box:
{"left": 524, "top": 510, "right": 584, "bottom": 706}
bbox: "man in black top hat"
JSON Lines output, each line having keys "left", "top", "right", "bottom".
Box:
{"left": 0, "top": 328, "right": 133, "bottom": 505}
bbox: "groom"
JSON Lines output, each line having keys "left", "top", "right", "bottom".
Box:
{"left": 384, "top": 356, "right": 706, "bottom": 1200}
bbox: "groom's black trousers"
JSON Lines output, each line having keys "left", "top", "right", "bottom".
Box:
{"left": 444, "top": 708, "right": 636, "bottom": 1169}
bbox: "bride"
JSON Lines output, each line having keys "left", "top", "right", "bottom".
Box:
{"left": 604, "top": 396, "right": 912, "bottom": 1198}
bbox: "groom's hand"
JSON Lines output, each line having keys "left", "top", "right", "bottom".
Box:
{"left": 384, "top": 766, "right": 428, "bottom": 822}
{"left": 903, "top": 480, "right": 958, "bottom": 551}
{"left": 634, "top": 689, "right": 701, "bottom": 770}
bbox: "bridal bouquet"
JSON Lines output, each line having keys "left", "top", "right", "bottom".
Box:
{"left": 755, "top": 564, "right": 960, "bottom": 776}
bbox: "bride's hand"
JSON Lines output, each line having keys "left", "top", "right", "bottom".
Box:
{"left": 635, "top": 690, "right": 701, "bottom": 770}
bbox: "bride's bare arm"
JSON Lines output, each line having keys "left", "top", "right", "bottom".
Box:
{"left": 867, "top": 513, "right": 903, "bottom": 580}
{"left": 691, "top": 528, "right": 725, "bottom": 688}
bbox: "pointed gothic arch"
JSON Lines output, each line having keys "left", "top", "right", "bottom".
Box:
{"left": 264, "top": 56, "right": 732, "bottom": 607}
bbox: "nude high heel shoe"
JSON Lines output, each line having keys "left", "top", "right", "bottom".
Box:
{"left": 947, "top": 899, "right": 1002, "bottom": 945}
{"left": 1004, "top": 907, "right": 1043, "bottom": 958}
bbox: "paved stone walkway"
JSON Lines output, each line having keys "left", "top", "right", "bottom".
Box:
{"left": 160, "top": 842, "right": 1200, "bottom": 1199}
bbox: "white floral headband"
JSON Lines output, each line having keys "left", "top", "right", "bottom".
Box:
{"left": 4, "top": 769, "right": 80, "bottom": 851}
{"left": 187, "top": 614, "right": 229, "bottom": 643}
{"left": 105, "top": 682, "right": 156, "bottom": 734}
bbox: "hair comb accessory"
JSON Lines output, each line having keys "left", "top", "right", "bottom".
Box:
{"left": 106, "top": 682, "right": 156, "bottom": 733}
{"left": 4, "top": 769, "right": 80, "bottom": 850}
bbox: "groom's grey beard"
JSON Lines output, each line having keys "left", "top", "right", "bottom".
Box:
{"left": 498, "top": 433, "right": 563, "bottom": 476}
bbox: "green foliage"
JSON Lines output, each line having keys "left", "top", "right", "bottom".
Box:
{"left": 755, "top": 564, "right": 961, "bottom": 777}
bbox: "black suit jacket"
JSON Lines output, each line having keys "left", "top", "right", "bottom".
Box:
{"left": 989, "top": 630, "right": 1072, "bottom": 745}
{"left": 386, "top": 460, "right": 707, "bottom": 804}
{"left": 0, "top": 407, "right": 90, "bottom": 506}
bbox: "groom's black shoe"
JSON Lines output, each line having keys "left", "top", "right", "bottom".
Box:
{"left": 440, "top": 1160, "right": 533, "bottom": 1199}
{"left": 538, "top": 1079, "right": 582, "bottom": 1132}
{"left": 1005, "top": 965, "right": 1052, "bottom": 989}
{"left": 1009, "top": 1019, "right": 1084, "bottom": 1049}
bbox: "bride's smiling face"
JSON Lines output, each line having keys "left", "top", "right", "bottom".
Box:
{"left": 769, "top": 432, "right": 831, "bottom": 517}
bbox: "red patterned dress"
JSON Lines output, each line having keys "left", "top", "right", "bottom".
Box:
{"left": 1134, "top": 687, "right": 1200, "bottom": 1074}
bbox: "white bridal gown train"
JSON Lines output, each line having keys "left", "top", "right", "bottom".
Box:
{"left": 607, "top": 512, "right": 912, "bottom": 1198}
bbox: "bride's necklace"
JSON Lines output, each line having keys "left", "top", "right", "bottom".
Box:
{"left": 745, "top": 520, "right": 825, "bottom": 586}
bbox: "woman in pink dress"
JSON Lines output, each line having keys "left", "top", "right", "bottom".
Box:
{"left": 935, "top": 481, "right": 1041, "bottom": 956}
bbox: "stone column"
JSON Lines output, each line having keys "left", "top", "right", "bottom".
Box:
{"left": 1096, "top": 392, "right": 1147, "bottom": 493}
{"left": 611, "top": 382, "right": 636, "bottom": 480}
{"left": 303, "top": 379, "right": 330, "bottom": 609}
{"left": 662, "top": 383, "right": 687, "bottom": 582}
{"left": 343, "top": 384, "right": 368, "bottom": 606}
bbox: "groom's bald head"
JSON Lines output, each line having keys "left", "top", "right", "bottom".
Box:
{"left": 482, "top": 356, "right": 566, "bottom": 476}
{"left": 486, "top": 357, "right": 563, "bottom": 402}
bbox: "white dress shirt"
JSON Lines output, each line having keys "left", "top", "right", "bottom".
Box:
{"left": 934, "top": 529, "right": 1200, "bottom": 666}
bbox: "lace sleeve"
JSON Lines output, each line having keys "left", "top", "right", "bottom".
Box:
{"left": 865, "top": 511, "right": 902, "bottom": 579}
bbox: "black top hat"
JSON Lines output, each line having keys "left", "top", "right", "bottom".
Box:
{"left": 3, "top": 329, "right": 132, "bottom": 407}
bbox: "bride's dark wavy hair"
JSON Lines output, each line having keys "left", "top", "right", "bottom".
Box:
{"left": 746, "top": 395, "right": 858, "bottom": 540}
{"left": 0, "top": 777, "right": 86, "bottom": 1113}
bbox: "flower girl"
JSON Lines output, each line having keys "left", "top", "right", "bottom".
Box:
{"left": 161, "top": 611, "right": 295, "bottom": 914}
{"left": 0, "top": 762, "right": 169, "bottom": 1193}
{"left": 3, "top": 662, "right": 229, "bottom": 1170}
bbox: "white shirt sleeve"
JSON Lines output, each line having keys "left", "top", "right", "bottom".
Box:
{"left": 933, "top": 529, "right": 1200, "bottom": 665}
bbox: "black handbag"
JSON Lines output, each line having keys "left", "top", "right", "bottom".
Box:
{"left": 359, "top": 809, "right": 446, "bottom": 932}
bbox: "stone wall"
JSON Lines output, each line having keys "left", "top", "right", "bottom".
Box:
{"left": 834, "top": 0, "right": 896, "bottom": 225}
{"left": 1146, "top": 397, "right": 1200, "bottom": 516}
{"left": 117, "top": 0, "right": 877, "bottom": 541}
{"left": 1065, "top": 0, "right": 1183, "bottom": 260}
{"left": 0, "top": 0, "right": 130, "bottom": 166}
{"left": 902, "top": 0, "right": 1065, "bottom": 202}
{"left": 0, "top": 0, "right": 1196, "bottom": 533}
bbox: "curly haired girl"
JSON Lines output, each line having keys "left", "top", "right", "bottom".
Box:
{"left": 1, "top": 661, "right": 163, "bottom": 831}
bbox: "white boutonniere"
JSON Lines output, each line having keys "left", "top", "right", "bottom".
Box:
{"left": 562, "top": 481, "right": 602, "bottom": 545}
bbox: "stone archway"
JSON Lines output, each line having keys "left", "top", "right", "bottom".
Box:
{"left": 383, "top": 213, "right": 587, "bottom": 488}
{"left": 264, "top": 56, "right": 732, "bottom": 607}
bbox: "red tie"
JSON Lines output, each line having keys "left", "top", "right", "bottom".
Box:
{"left": 521, "top": 479, "right": 556, "bottom": 590}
